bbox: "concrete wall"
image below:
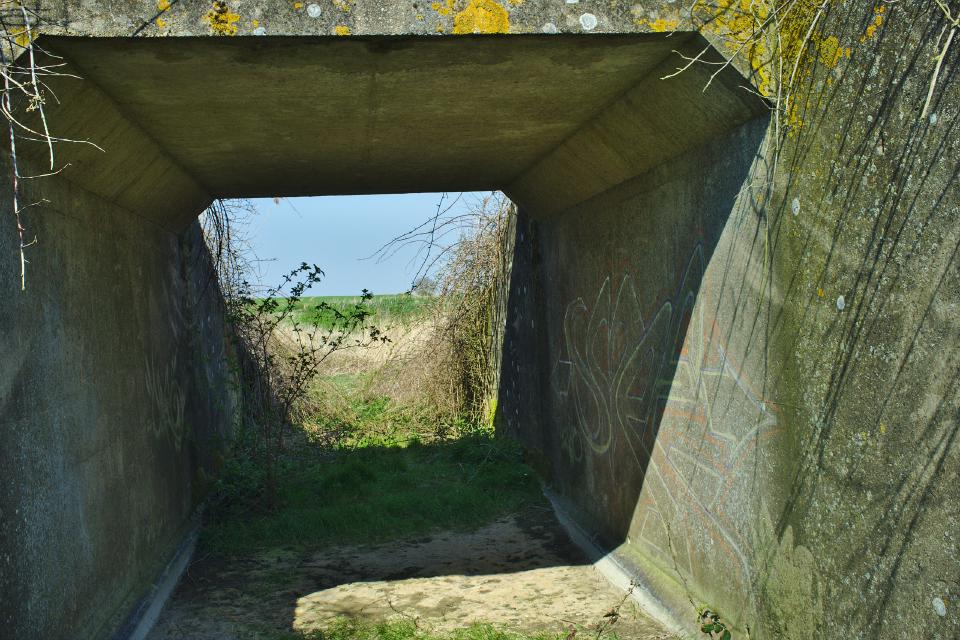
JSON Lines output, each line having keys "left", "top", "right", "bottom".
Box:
{"left": 1, "top": 1, "right": 957, "bottom": 638}
{"left": 0, "top": 160, "right": 233, "bottom": 638}
{"left": 501, "top": 3, "right": 960, "bottom": 638}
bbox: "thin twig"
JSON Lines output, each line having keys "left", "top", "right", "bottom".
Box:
{"left": 922, "top": 0, "right": 959, "bottom": 119}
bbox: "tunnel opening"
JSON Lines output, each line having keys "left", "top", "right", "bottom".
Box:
{"left": 3, "top": 30, "right": 770, "bottom": 639}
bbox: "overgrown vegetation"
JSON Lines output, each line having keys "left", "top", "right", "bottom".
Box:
{"left": 367, "top": 192, "right": 515, "bottom": 428}
{"left": 202, "top": 199, "right": 389, "bottom": 508}
{"left": 197, "top": 193, "right": 521, "bottom": 530}
{"left": 204, "top": 388, "right": 539, "bottom": 555}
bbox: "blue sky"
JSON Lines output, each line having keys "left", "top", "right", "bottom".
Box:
{"left": 242, "top": 192, "right": 484, "bottom": 296}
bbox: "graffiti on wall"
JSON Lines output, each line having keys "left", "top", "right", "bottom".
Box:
{"left": 144, "top": 354, "right": 187, "bottom": 451}
{"left": 551, "top": 245, "right": 705, "bottom": 466}
{"left": 551, "top": 243, "right": 781, "bottom": 587}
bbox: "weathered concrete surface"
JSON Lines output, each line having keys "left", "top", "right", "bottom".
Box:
{"left": 500, "top": 111, "right": 772, "bottom": 631}
{"left": 500, "top": 3, "right": 960, "bottom": 639}
{"left": 37, "top": 0, "right": 716, "bottom": 39}
{"left": 0, "top": 160, "right": 234, "bottom": 637}
{"left": 1, "top": 1, "right": 958, "bottom": 639}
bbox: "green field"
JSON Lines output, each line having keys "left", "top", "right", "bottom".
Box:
{"left": 284, "top": 293, "right": 433, "bottom": 330}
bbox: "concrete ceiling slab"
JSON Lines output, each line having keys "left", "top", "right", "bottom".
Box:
{"left": 42, "top": 34, "right": 690, "bottom": 200}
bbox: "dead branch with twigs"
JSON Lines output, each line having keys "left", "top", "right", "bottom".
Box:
{"left": 0, "top": 1, "right": 102, "bottom": 290}
{"left": 923, "top": 0, "right": 959, "bottom": 118}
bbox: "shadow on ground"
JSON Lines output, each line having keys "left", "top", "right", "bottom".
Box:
{"left": 147, "top": 438, "right": 672, "bottom": 639}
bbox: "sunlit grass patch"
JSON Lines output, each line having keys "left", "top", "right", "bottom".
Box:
{"left": 286, "top": 293, "right": 433, "bottom": 330}
{"left": 202, "top": 395, "right": 540, "bottom": 555}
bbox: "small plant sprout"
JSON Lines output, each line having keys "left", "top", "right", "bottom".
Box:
{"left": 697, "top": 606, "right": 732, "bottom": 640}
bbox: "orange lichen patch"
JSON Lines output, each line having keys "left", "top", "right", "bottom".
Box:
{"left": 204, "top": 1, "right": 240, "bottom": 35}
{"left": 860, "top": 4, "right": 885, "bottom": 42}
{"left": 431, "top": 0, "right": 454, "bottom": 16}
{"left": 335, "top": 25, "right": 351, "bottom": 35}
{"left": 453, "top": 0, "right": 510, "bottom": 34}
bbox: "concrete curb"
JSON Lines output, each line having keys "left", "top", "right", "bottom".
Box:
{"left": 543, "top": 488, "right": 687, "bottom": 638}
{"left": 110, "top": 518, "right": 199, "bottom": 640}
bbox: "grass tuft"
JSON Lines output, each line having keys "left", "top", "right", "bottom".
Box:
{"left": 269, "top": 619, "right": 573, "bottom": 640}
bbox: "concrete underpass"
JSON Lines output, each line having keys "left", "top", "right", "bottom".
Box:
{"left": 1, "top": 2, "right": 958, "bottom": 639}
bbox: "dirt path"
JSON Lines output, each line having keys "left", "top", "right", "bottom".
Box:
{"left": 148, "top": 505, "right": 674, "bottom": 639}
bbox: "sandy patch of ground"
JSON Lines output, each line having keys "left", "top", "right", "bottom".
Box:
{"left": 148, "top": 506, "right": 674, "bottom": 639}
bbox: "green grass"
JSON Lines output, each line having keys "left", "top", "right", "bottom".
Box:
{"left": 202, "top": 396, "right": 541, "bottom": 555}
{"left": 268, "top": 619, "right": 572, "bottom": 640}
{"left": 284, "top": 293, "right": 433, "bottom": 330}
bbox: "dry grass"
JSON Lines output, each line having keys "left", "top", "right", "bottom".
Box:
{"left": 299, "top": 192, "right": 515, "bottom": 438}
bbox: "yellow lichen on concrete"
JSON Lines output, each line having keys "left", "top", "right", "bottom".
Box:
{"left": 638, "top": 17, "right": 680, "bottom": 32}
{"left": 818, "top": 35, "right": 851, "bottom": 68}
{"left": 157, "top": 0, "right": 171, "bottom": 10}
{"left": 335, "top": 25, "right": 351, "bottom": 35}
{"left": 11, "top": 26, "right": 37, "bottom": 47}
{"left": 695, "top": 0, "right": 773, "bottom": 96}
{"left": 453, "top": 0, "right": 510, "bottom": 34}
{"left": 204, "top": 1, "right": 240, "bottom": 36}
{"left": 775, "top": 0, "right": 850, "bottom": 134}
{"left": 432, "top": 0, "right": 455, "bottom": 17}
{"left": 860, "top": 4, "right": 885, "bottom": 42}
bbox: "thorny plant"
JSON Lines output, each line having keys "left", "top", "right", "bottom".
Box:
{"left": 589, "top": 580, "right": 637, "bottom": 640}
{"left": 1, "top": 1, "right": 101, "bottom": 290}
{"left": 202, "top": 199, "right": 387, "bottom": 506}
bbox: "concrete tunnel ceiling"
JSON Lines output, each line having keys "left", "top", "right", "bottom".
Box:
{"left": 28, "top": 34, "right": 768, "bottom": 229}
